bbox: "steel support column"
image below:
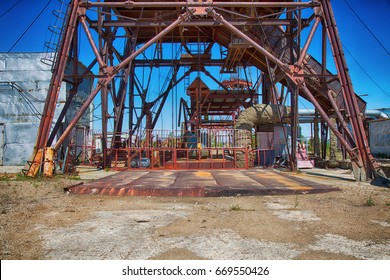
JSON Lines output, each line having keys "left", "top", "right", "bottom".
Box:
{"left": 320, "top": 0, "right": 385, "bottom": 180}
{"left": 54, "top": 10, "right": 193, "bottom": 150}
{"left": 27, "top": 0, "right": 80, "bottom": 176}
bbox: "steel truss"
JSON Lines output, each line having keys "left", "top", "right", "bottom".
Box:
{"left": 27, "top": 0, "right": 388, "bottom": 183}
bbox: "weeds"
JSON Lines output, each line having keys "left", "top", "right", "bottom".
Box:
{"left": 294, "top": 194, "right": 300, "bottom": 209}
{"left": 365, "top": 192, "right": 375, "bottom": 207}
{"left": 0, "top": 175, "right": 11, "bottom": 182}
{"left": 15, "top": 172, "right": 28, "bottom": 181}
{"left": 230, "top": 205, "right": 241, "bottom": 211}
{"left": 1, "top": 172, "right": 55, "bottom": 183}
{"left": 67, "top": 174, "right": 81, "bottom": 180}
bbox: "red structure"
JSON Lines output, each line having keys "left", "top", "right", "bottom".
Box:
{"left": 26, "top": 0, "right": 388, "bottom": 183}
{"left": 184, "top": 77, "right": 255, "bottom": 128}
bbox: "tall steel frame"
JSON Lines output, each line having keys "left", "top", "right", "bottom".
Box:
{"left": 27, "top": 0, "right": 387, "bottom": 183}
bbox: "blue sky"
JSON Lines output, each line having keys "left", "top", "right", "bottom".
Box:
{"left": 1, "top": 0, "right": 389, "bottom": 134}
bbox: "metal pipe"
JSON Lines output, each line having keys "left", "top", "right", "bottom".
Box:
{"left": 298, "top": 109, "right": 389, "bottom": 120}
{"left": 365, "top": 110, "right": 389, "bottom": 119}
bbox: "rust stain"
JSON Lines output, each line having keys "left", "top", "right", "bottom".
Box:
{"left": 286, "top": 186, "right": 313, "bottom": 191}
{"left": 67, "top": 170, "right": 337, "bottom": 197}
{"left": 195, "top": 171, "right": 212, "bottom": 177}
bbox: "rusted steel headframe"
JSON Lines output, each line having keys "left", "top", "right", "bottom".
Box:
{"left": 27, "top": 0, "right": 81, "bottom": 176}
{"left": 27, "top": 0, "right": 387, "bottom": 183}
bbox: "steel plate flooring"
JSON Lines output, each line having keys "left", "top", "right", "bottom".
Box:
{"left": 68, "top": 169, "right": 339, "bottom": 197}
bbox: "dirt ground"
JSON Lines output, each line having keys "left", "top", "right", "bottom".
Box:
{"left": 0, "top": 168, "right": 390, "bottom": 260}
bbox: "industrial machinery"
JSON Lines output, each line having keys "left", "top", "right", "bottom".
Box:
{"left": 26, "top": 0, "right": 388, "bottom": 184}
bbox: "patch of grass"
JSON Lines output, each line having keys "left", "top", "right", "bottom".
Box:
{"left": 230, "top": 205, "right": 241, "bottom": 211}
{"left": 294, "top": 194, "right": 300, "bottom": 209}
{"left": 15, "top": 172, "right": 27, "bottom": 181}
{"left": 67, "top": 174, "right": 81, "bottom": 180}
{"left": 385, "top": 202, "right": 390, "bottom": 207}
{"left": 0, "top": 175, "right": 11, "bottom": 182}
{"left": 365, "top": 192, "right": 375, "bottom": 207}
{"left": 0, "top": 172, "right": 26, "bottom": 181}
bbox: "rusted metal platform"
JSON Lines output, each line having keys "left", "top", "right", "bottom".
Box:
{"left": 68, "top": 169, "right": 339, "bottom": 197}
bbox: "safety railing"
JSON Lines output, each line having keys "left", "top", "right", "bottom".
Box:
{"left": 105, "top": 147, "right": 251, "bottom": 170}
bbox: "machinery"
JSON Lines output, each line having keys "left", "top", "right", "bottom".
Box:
{"left": 26, "top": 0, "right": 388, "bottom": 184}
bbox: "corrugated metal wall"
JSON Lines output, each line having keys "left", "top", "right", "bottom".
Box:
{"left": 369, "top": 119, "right": 390, "bottom": 156}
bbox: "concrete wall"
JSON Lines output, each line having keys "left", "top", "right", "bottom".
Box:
{"left": 64, "top": 61, "right": 94, "bottom": 129}
{"left": 369, "top": 119, "right": 390, "bottom": 156}
{"left": 0, "top": 53, "right": 93, "bottom": 166}
{"left": 0, "top": 53, "right": 66, "bottom": 165}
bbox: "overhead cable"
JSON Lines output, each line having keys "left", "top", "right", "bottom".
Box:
{"left": 7, "top": 0, "right": 52, "bottom": 52}
{"left": 343, "top": 43, "right": 390, "bottom": 99}
{"left": 0, "top": 0, "right": 22, "bottom": 19}
{"left": 343, "top": 0, "right": 390, "bottom": 56}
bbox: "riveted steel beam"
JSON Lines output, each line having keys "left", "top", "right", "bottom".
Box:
{"left": 81, "top": 1, "right": 319, "bottom": 9}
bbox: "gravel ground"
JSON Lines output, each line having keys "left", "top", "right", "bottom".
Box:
{"left": 1, "top": 168, "right": 390, "bottom": 260}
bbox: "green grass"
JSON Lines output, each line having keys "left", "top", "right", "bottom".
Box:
{"left": 230, "top": 205, "right": 241, "bottom": 211}
{"left": 365, "top": 192, "right": 375, "bottom": 207}
{"left": 67, "top": 174, "right": 81, "bottom": 180}
{"left": 0, "top": 176, "right": 10, "bottom": 182}
{"left": 294, "top": 194, "right": 300, "bottom": 209}
{"left": 0, "top": 172, "right": 57, "bottom": 182}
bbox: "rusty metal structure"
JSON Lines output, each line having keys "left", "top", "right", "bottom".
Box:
{"left": 26, "top": 0, "right": 388, "bottom": 183}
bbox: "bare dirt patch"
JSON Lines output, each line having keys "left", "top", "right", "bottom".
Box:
{"left": 1, "top": 169, "right": 390, "bottom": 260}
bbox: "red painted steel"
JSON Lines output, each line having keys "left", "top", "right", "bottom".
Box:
{"left": 27, "top": 0, "right": 81, "bottom": 176}
{"left": 105, "top": 147, "right": 250, "bottom": 170}
{"left": 27, "top": 0, "right": 388, "bottom": 184}
{"left": 319, "top": 0, "right": 384, "bottom": 180}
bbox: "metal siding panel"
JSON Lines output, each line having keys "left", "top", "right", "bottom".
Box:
{"left": 0, "top": 53, "right": 67, "bottom": 165}
{"left": 369, "top": 120, "right": 390, "bottom": 156}
{"left": 0, "top": 124, "right": 4, "bottom": 165}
